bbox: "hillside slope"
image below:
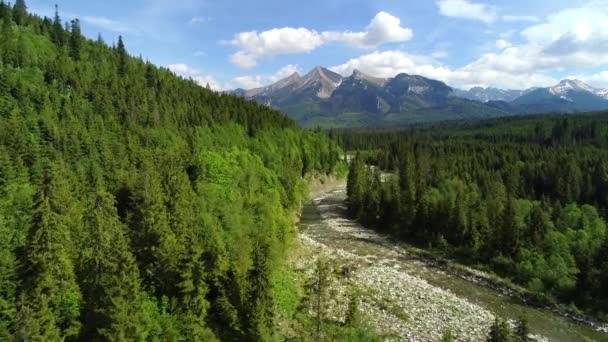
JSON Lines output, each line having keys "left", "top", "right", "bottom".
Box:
{"left": 0, "top": 3, "right": 343, "bottom": 340}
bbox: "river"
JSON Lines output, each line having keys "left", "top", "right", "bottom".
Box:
{"left": 298, "top": 184, "right": 608, "bottom": 341}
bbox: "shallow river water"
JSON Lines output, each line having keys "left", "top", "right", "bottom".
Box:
{"left": 299, "top": 185, "right": 608, "bottom": 342}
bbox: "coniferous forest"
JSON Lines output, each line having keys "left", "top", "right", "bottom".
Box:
{"left": 0, "top": 2, "right": 344, "bottom": 340}
{"left": 339, "top": 113, "right": 608, "bottom": 317}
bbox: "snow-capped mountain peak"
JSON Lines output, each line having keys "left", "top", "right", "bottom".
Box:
{"left": 351, "top": 69, "right": 387, "bottom": 86}
{"left": 299, "top": 66, "right": 343, "bottom": 98}
{"left": 595, "top": 88, "right": 608, "bottom": 100}
{"left": 549, "top": 79, "right": 596, "bottom": 95}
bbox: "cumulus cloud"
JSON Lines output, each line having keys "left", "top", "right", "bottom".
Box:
{"left": 341, "top": 1, "right": 602, "bottom": 89}
{"left": 573, "top": 70, "right": 608, "bottom": 88}
{"left": 495, "top": 39, "right": 511, "bottom": 50}
{"left": 321, "top": 11, "right": 413, "bottom": 49}
{"left": 226, "top": 12, "right": 412, "bottom": 69}
{"left": 329, "top": 50, "right": 556, "bottom": 89}
{"left": 232, "top": 64, "right": 302, "bottom": 89}
{"left": 81, "top": 16, "right": 136, "bottom": 34}
{"left": 477, "top": 3, "right": 608, "bottom": 75}
{"left": 167, "top": 63, "right": 226, "bottom": 90}
{"left": 436, "top": 0, "right": 497, "bottom": 24}
{"left": 502, "top": 15, "right": 540, "bottom": 23}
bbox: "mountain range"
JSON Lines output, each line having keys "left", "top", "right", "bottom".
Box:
{"left": 231, "top": 67, "right": 608, "bottom": 128}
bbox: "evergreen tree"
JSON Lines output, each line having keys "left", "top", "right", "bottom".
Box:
{"left": 51, "top": 5, "right": 64, "bottom": 47}
{"left": 246, "top": 241, "right": 274, "bottom": 341}
{"left": 12, "top": 0, "right": 27, "bottom": 26}
{"left": 117, "top": 35, "right": 127, "bottom": 76}
{"left": 128, "top": 164, "right": 176, "bottom": 294}
{"left": 487, "top": 317, "right": 511, "bottom": 342}
{"left": 398, "top": 155, "right": 417, "bottom": 229}
{"left": 80, "top": 191, "right": 148, "bottom": 340}
{"left": 513, "top": 317, "right": 531, "bottom": 342}
{"left": 346, "top": 153, "right": 366, "bottom": 219}
{"left": 69, "top": 19, "right": 81, "bottom": 60}
{"left": 15, "top": 163, "right": 82, "bottom": 340}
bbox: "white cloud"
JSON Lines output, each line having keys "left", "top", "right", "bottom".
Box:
{"left": 232, "top": 64, "right": 302, "bottom": 89}
{"left": 495, "top": 39, "right": 511, "bottom": 50}
{"left": 228, "top": 28, "right": 325, "bottom": 69}
{"left": 573, "top": 70, "right": 608, "bottom": 88}
{"left": 329, "top": 50, "right": 556, "bottom": 89}
{"left": 431, "top": 51, "right": 448, "bottom": 59}
{"left": 233, "top": 75, "right": 264, "bottom": 89}
{"left": 321, "top": 11, "right": 413, "bottom": 49}
{"left": 227, "top": 12, "right": 412, "bottom": 69}
{"left": 502, "top": 15, "right": 540, "bottom": 23}
{"left": 167, "top": 63, "right": 226, "bottom": 90}
{"left": 271, "top": 64, "right": 301, "bottom": 81}
{"left": 189, "top": 16, "right": 209, "bottom": 25}
{"left": 436, "top": 0, "right": 497, "bottom": 24}
{"left": 230, "top": 51, "right": 259, "bottom": 69}
{"left": 81, "top": 16, "right": 136, "bottom": 34}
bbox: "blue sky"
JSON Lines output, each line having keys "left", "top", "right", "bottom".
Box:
{"left": 26, "top": 0, "right": 608, "bottom": 90}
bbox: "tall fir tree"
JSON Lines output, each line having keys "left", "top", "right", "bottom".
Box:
{"left": 117, "top": 35, "right": 127, "bottom": 76}
{"left": 12, "top": 0, "right": 27, "bottom": 26}
{"left": 80, "top": 191, "right": 148, "bottom": 340}
{"left": 15, "top": 163, "right": 82, "bottom": 340}
{"left": 69, "top": 19, "right": 81, "bottom": 60}
{"left": 51, "top": 5, "right": 64, "bottom": 47}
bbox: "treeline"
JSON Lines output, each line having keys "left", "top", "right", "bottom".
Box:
{"left": 0, "top": 1, "right": 343, "bottom": 340}
{"left": 342, "top": 113, "right": 608, "bottom": 316}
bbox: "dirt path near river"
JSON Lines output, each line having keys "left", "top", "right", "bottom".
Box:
{"left": 294, "top": 184, "right": 608, "bottom": 342}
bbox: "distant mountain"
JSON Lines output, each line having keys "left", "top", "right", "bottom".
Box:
{"left": 232, "top": 67, "right": 507, "bottom": 127}
{"left": 231, "top": 69, "right": 608, "bottom": 127}
{"left": 511, "top": 79, "right": 608, "bottom": 113}
{"left": 452, "top": 87, "right": 528, "bottom": 102}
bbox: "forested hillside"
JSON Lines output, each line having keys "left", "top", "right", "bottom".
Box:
{"left": 0, "top": 1, "right": 343, "bottom": 340}
{"left": 338, "top": 113, "right": 608, "bottom": 317}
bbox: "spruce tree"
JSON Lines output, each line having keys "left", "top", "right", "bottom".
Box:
{"left": 51, "top": 5, "right": 64, "bottom": 47}
{"left": 346, "top": 153, "right": 366, "bottom": 218}
{"left": 487, "top": 317, "right": 511, "bottom": 342}
{"left": 117, "top": 35, "right": 127, "bottom": 76}
{"left": 0, "top": 1, "right": 8, "bottom": 22}
{"left": 69, "top": 19, "right": 81, "bottom": 60}
{"left": 15, "top": 163, "right": 82, "bottom": 340}
{"left": 246, "top": 241, "right": 274, "bottom": 341}
{"left": 128, "top": 164, "right": 176, "bottom": 294}
{"left": 81, "top": 191, "right": 148, "bottom": 340}
{"left": 12, "top": 0, "right": 27, "bottom": 26}
{"left": 514, "top": 317, "right": 530, "bottom": 342}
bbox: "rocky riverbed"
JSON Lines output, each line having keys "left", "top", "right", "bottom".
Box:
{"left": 293, "top": 184, "right": 608, "bottom": 341}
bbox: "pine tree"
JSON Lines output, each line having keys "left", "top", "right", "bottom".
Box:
{"left": 0, "top": 1, "right": 8, "bottom": 23}
{"left": 398, "top": 155, "right": 417, "bottom": 229}
{"left": 12, "top": 0, "right": 27, "bottom": 26}
{"left": 1, "top": 15, "right": 16, "bottom": 65}
{"left": 80, "top": 191, "right": 148, "bottom": 340}
{"left": 117, "top": 35, "right": 127, "bottom": 76}
{"left": 51, "top": 5, "right": 64, "bottom": 47}
{"left": 128, "top": 164, "right": 176, "bottom": 294}
{"left": 69, "top": 19, "right": 81, "bottom": 60}
{"left": 487, "top": 317, "right": 511, "bottom": 342}
{"left": 15, "top": 163, "right": 82, "bottom": 340}
{"left": 346, "top": 153, "right": 366, "bottom": 218}
{"left": 246, "top": 241, "right": 274, "bottom": 341}
{"left": 514, "top": 317, "right": 531, "bottom": 342}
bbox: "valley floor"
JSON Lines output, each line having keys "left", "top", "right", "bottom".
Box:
{"left": 293, "top": 184, "right": 608, "bottom": 341}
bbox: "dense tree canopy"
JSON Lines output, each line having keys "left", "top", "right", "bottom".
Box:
{"left": 340, "top": 113, "right": 608, "bottom": 315}
{"left": 0, "top": 2, "right": 343, "bottom": 340}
